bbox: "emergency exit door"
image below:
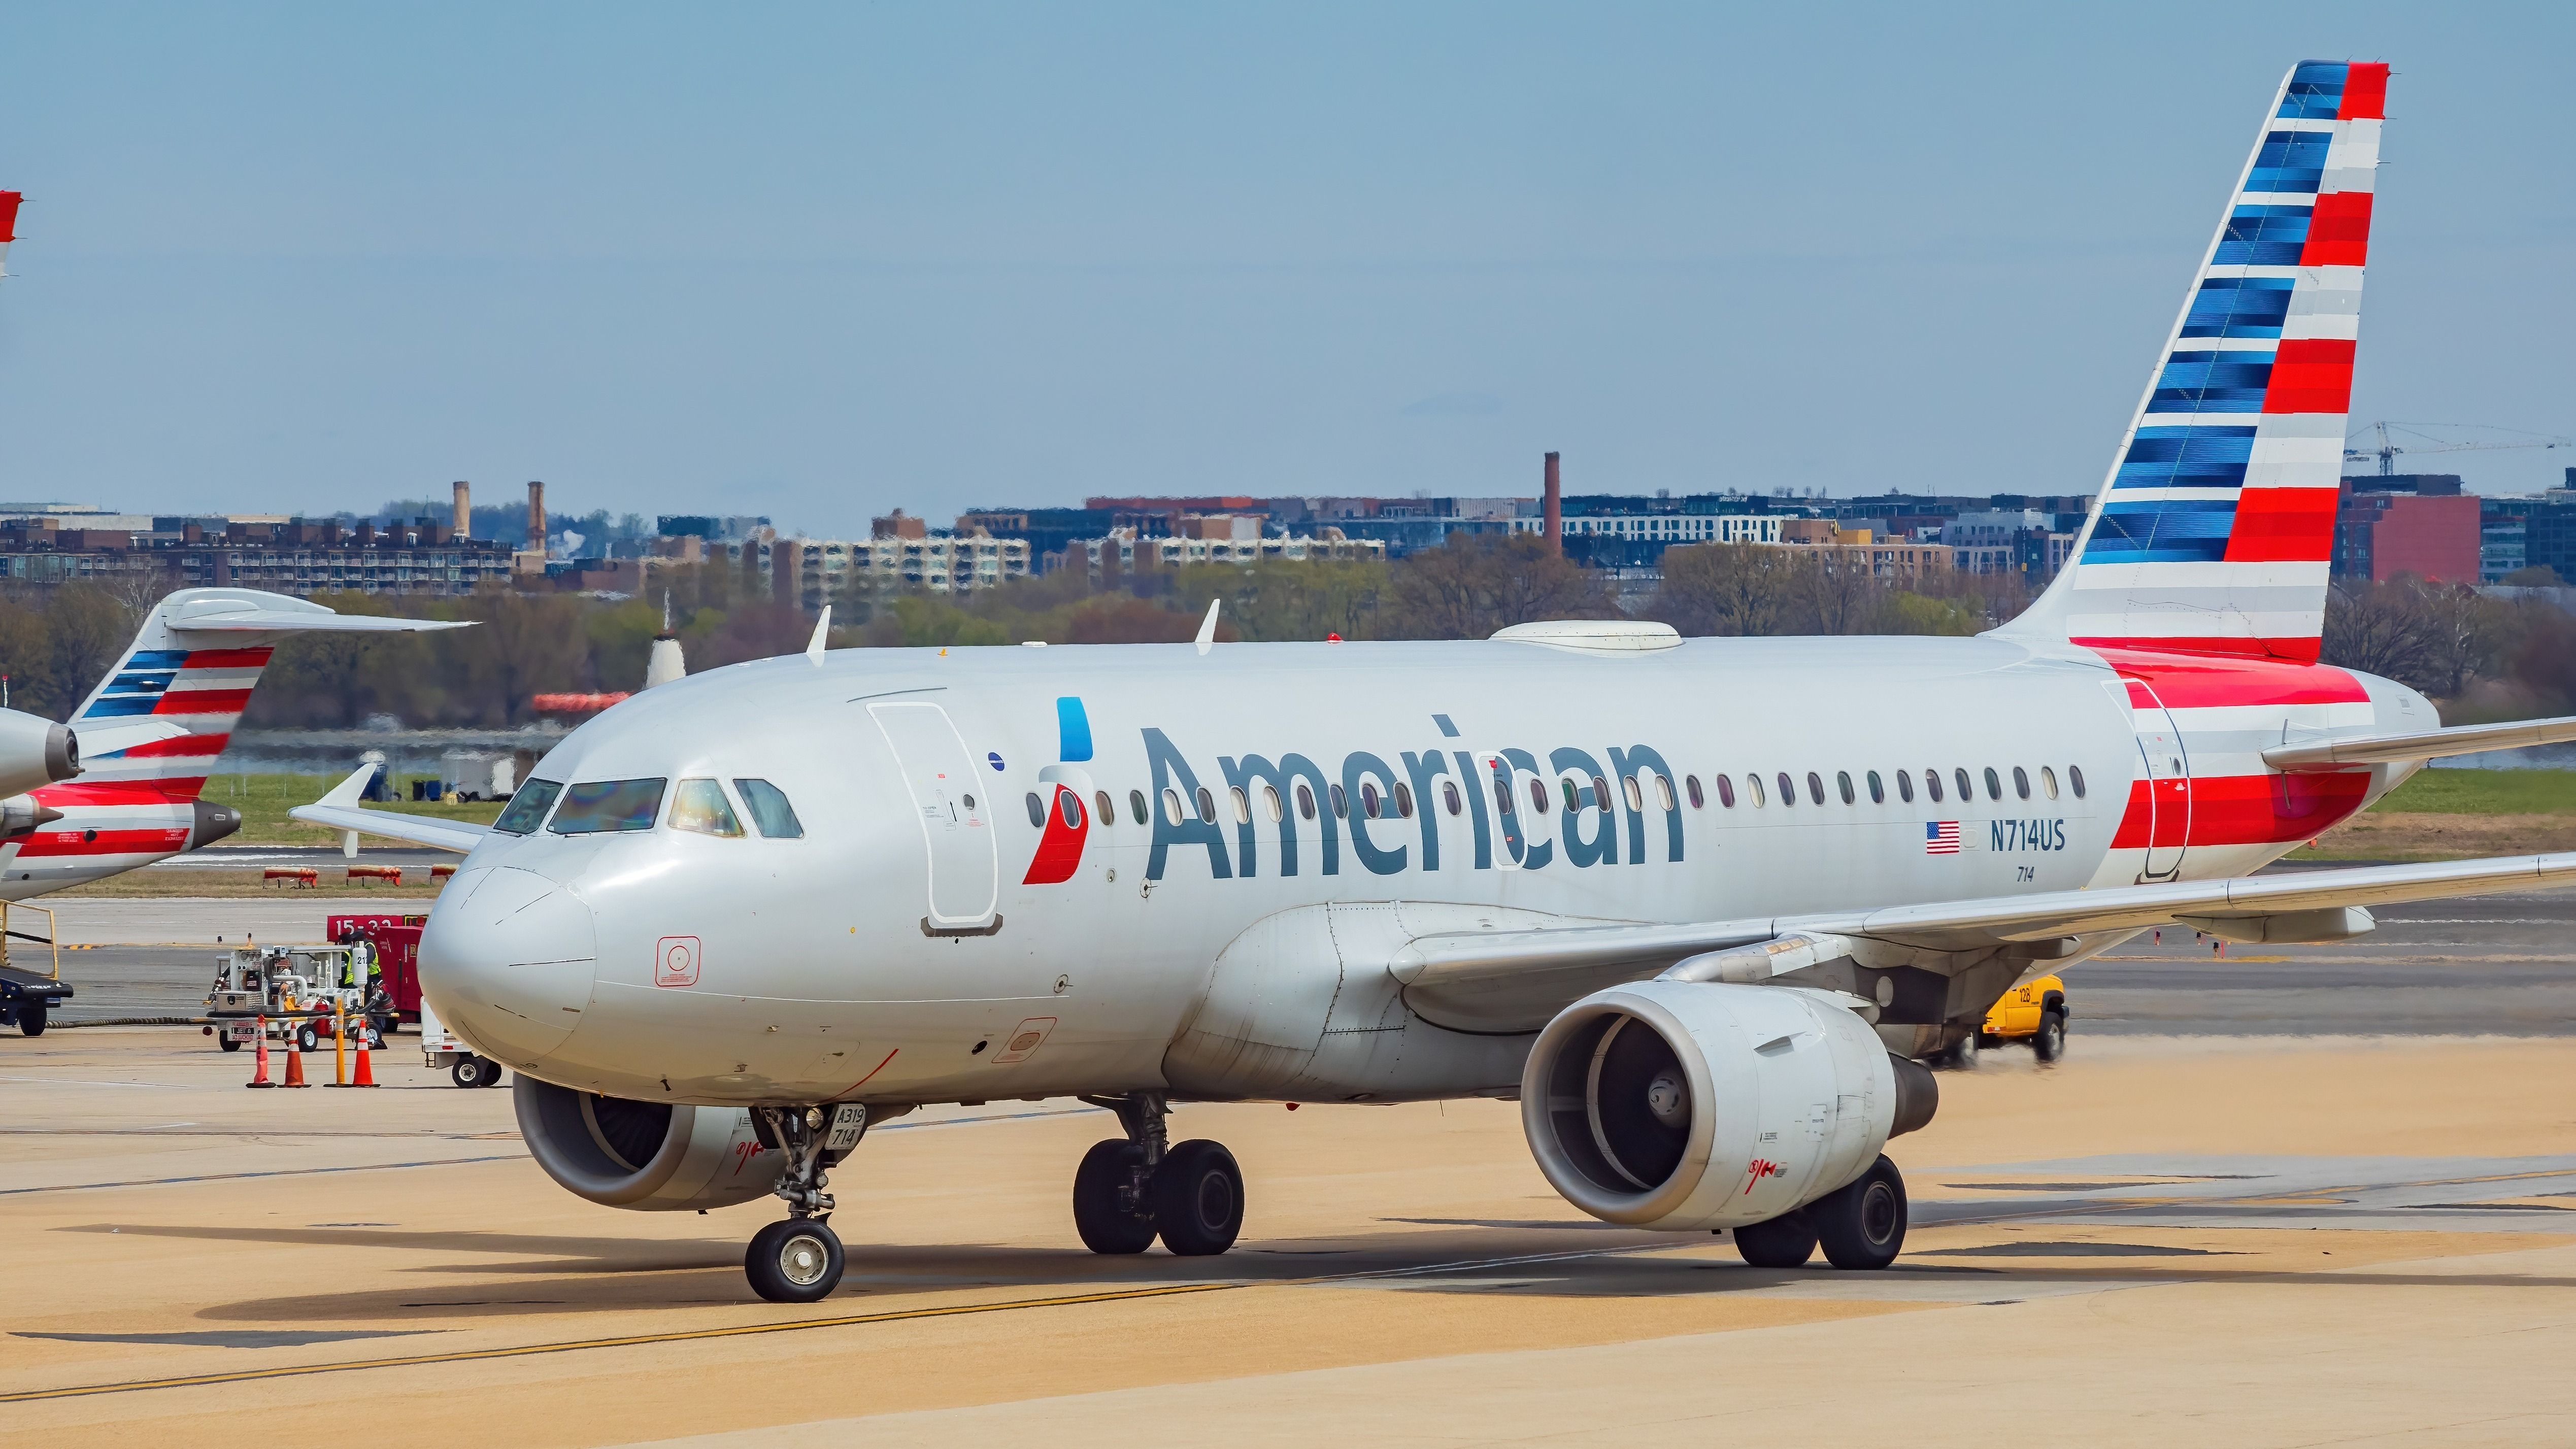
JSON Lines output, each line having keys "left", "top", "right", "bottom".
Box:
{"left": 868, "top": 700, "right": 999, "bottom": 928}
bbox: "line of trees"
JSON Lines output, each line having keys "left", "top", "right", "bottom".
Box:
{"left": 0, "top": 535, "right": 2566, "bottom": 729}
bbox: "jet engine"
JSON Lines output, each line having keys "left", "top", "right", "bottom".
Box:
{"left": 1520, "top": 981, "right": 1936, "bottom": 1231}
{"left": 515, "top": 1077, "right": 785, "bottom": 1211}
{"left": 0, "top": 710, "right": 78, "bottom": 800}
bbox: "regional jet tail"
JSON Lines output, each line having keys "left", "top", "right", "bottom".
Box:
{"left": 284, "top": 62, "right": 2576, "bottom": 1305}
{"left": 0, "top": 589, "right": 470, "bottom": 899}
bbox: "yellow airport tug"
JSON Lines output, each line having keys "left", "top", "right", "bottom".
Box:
{"left": 1948, "top": 975, "right": 2068, "bottom": 1067}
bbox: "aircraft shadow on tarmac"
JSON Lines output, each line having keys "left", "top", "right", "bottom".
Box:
{"left": 62, "top": 1220, "right": 2576, "bottom": 1322}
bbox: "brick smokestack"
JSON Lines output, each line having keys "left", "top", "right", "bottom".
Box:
{"left": 452, "top": 481, "right": 471, "bottom": 538}
{"left": 526, "top": 481, "right": 546, "bottom": 551}
{"left": 1543, "top": 452, "right": 1562, "bottom": 557}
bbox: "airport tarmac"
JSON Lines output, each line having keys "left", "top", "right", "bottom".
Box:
{"left": 3, "top": 895, "right": 2573, "bottom": 1445}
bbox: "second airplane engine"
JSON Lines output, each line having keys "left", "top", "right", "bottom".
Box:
{"left": 1520, "top": 982, "right": 1936, "bottom": 1231}
{"left": 515, "top": 1077, "right": 785, "bottom": 1211}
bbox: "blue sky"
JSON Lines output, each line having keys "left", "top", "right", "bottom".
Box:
{"left": 2, "top": 3, "right": 2570, "bottom": 535}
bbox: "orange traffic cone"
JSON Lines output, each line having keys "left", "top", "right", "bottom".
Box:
{"left": 282, "top": 1033, "right": 311, "bottom": 1088}
{"left": 246, "top": 1018, "right": 275, "bottom": 1088}
{"left": 348, "top": 1032, "right": 378, "bottom": 1087}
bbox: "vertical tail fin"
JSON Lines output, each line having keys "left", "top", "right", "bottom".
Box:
{"left": 2001, "top": 60, "right": 2387, "bottom": 662}
{"left": 56, "top": 589, "right": 472, "bottom": 803}
{"left": 0, "top": 190, "right": 20, "bottom": 280}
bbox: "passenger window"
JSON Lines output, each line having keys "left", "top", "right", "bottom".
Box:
{"left": 1866, "top": 770, "right": 1884, "bottom": 804}
{"left": 1360, "top": 782, "right": 1382, "bottom": 819}
{"left": 1297, "top": 782, "right": 1317, "bottom": 819}
{"left": 1776, "top": 772, "right": 1794, "bottom": 807}
{"left": 671, "top": 779, "right": 744, "bottom": 837}
{"left": 1443, "top": 780, "right": 1463, "bottom": 816}
{"left": 1896, "top": 770, "right": 1914, "bottom": 804}
{"left": 2013, "top": 766, "right": 2031, "bottom": 800}
{"left": 1622, "top": 776, "right": 1644, "bottom": 813}
{"left": 1805, "top": 771, "right": 1825, "bottom": 806}
{"left": 1954, "top": 768, "right": 1972, "bottom": 801}
{"left": 2070, "top": 765, "right": 2087, "bottom": 798}
{"left": 1161, "top": 788, "right": 1184, "bottom": 826}
{"left": 1686, "top": 775, "right": 1705, "bottom": 808}
{"left": 2039, "top": 767, "right": 2059, "bottom": 800}
{"left": 1195, "top": 787, "right": 1217, "bottom": 824}
{"left": 1493, "top": 777, "right": 1514, "bottom": 816}
{"left": 1263, "top": 785, "right": 1284, "bottom": 822}
{"left": 1095, "top": 790, "right": 1115, "bottom": 827}
{"left": 1024, "top": 792, "right": 1046, "bottom": 828}
{"left": 549, "top": 778, "right": 667, "bottom": 835}
{"left": 1531, "top": 778, "right": 1551, "bottom": 815}
{"left": 494, "top": 779, "right": 562, "bottom": 834}
{"left": 1836, "top": 771, "right": 1855, "bottom": 805}
{"left": 1925, "top": 769, "right": 1944, "bottom": 804}
{"left": 1591, "top": 775, "right": 1612, "bottom": 813}
{"left": 1716, "top": 774, "right": 1736, "bottom": 808}
{"left": 1129, "top": 789, "right": 1149, "bottom": 825}
{"left": 1984, "top": 767, "right": 2003, "bottom": 800}
{"left": 1746, "top": 773, "right": 1764, "bottom": 807}
{"left": 1331, "top": 784, "right": 1349, "bottom": 818}
{"left": 735, "top": 779, "right": 804, "bottom": 838}
{"left": 1059, "top": 790, "right": 1084, "bottom": 829}
{"left": 1229, "top": 786, "right": 1251, "bottom": 824}
{"left": 1656, "top": 775, "right": 1676, "bottom": 812}
{"left": 1558, "top": 778, "right": 1578, "bottom": 813}
{"left": 1394, "top": 781, "right": 1414, "bottom": 818}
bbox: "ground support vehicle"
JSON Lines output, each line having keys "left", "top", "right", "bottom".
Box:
{"left": 204, "top": 946, "right": 378, "bottom": 1052}
{"left": 329, "top": 913, "right": 426, "bottom": 1027}
{"left": 420, "top": 998, "right": 506, "bottom": 1088}
{"left": 1967, "top": 974, "right": 2069, "bottom": 1064}
{"left": 0, "top": 902, "right": 68, "bottom": 1036}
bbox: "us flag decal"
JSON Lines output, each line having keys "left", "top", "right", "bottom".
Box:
{"left": 1925, "top": 822, "right": 1961, "bottom": 855}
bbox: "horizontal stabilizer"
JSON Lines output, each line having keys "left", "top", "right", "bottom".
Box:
{"left": 71, "top": 719, "right": 192, "bottom": 758}
{"left": 162, "top": 594, "right": 474, "bottom": 634}
{"left": 2265, "top": 714, "right": 2576, "bottom": 769}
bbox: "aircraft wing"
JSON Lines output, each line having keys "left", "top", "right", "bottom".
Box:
{"left": 288, "top": 765, "right": 492, "bottom": 854}
{"left": 1390, "top": 851, "right": 2576, "bottom": 1020}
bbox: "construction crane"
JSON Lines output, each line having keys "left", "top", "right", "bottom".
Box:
{"left": 2345, "top": 421, "right": 2571, "bottom": 478}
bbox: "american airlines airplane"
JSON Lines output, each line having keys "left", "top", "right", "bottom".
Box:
{"left": 0, "top": 589, "right": 464, "bottom": 901}
{"left": 305, "top": 60, "right": 2576, "bottom": 1304}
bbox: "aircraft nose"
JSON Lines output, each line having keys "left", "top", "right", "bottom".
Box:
{"left": 419, "top": 865, "right": 600, "bottom": 1064}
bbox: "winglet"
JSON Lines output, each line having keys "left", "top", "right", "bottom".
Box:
{"left": 1194, "top": 599, "right": 1220, "bottom": 656}
{"left": 318, "top": 763, "right": 379, "bottom": 808}
{"left": 806, "top": 605, "right": 831, "bottom": 663}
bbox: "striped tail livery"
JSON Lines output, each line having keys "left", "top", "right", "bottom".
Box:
{"left": 2004, "top": 59, "right": 2386, "bottom": 664}
{"left": 3, "top": 589, "right": 469, "bottom": 899}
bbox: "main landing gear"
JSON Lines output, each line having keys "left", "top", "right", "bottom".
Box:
{"left": 1072, "top": 1093, "right": 1244, "bottom": 1257}
{"left": 1731, "top": 1155, "right": 1910, "bottom": 1271}
{"left": 743, "top": 1103, "right": 864, "bottom": 1303}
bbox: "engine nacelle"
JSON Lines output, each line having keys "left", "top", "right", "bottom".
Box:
{"left": 515, "top": 1076, "right": 785, "bottom": 1211}
{"left": 0, "top": 710, "right": 77, "bottom": 800}
{"left": 1521, "top": 981, "right": 1936, "bottom": 1231}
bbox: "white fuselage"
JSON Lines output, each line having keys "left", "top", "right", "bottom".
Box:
{"left": 418, "top": 633, "right": 2425, "bottom": 1108}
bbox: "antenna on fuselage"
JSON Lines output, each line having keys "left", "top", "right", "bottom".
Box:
{"left": 805, "top": 604, "right": 831, "bottom": 664}
{"left": 1193, "top": 598, "right": 1220, "bottom": 657}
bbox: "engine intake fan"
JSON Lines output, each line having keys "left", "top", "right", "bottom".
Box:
{"left": 1520, "top": 981, "right": 1934, "bottom": 1232}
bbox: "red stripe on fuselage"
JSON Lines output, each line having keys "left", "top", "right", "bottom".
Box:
{"left": 30, "top": 780, "right": 205, "bottom": 808}
{"left": 105, "top": 731, "right": 228, "bottom": 759}
{"left": 2110, "top": 771, "right": 2372, "bottom": 849}
{"left": 2091, "top": 648, "right": 2368, "bottom": 707}
{"left": 15, "top": 826, "right": 191, "bottom": 858}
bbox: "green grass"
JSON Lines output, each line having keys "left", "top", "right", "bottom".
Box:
{"left": 2369, "top": 767, "right": 2576, "bottom": 816}
{"left": 200, "top": 772, "right": 507, "bottom": 846}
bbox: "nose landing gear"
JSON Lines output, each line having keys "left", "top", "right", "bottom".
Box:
{"left": 743, "top": 1102, "right": 866, "bottom": 1303}
{"left": 1073, "top": 1093, "right": 1244, "bottom": 1257}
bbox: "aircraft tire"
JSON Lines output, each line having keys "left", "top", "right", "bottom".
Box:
{"left": 1947, "top": 1031, "right": 1979, "bottom": 1069}
{"left": 1150, "top": 1139, "right": 1244, "bottom": 1257}
{"left": 1731, "top": 1210, "right": 1817, "bottom": 1268}
{"left": 1813, "top": 1156, "right": 1908, "bottom": 1270}
{"left": 745, "top": 1218, "right": 844, "bottom": 1304}
{"left": 2031, "top": 1011, "right": 2066, "bottom": 1063}
{"left": 483, "top": 1059, "right": 510, "bottom": 1087}
{"left": 1072, "top": 1140, "right": 1158, "bottom": 1254}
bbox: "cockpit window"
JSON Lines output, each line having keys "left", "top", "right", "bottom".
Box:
{"left": 547, "top": 778, "right": 667, "bottom": 835}
{"left": 493, "top": 779, "right": 562, "bottom": 835}
{"left": 733, "top": 779, "right": 805, "bottom": 839}
{"left": 670, "top": 778, "right": 744, "bottom": 837}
